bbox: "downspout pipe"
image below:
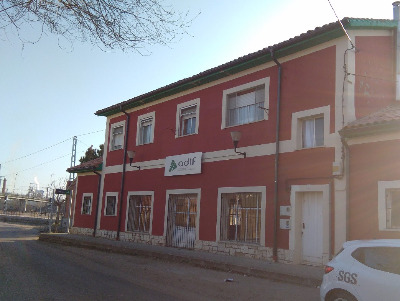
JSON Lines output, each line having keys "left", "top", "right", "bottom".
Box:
{"left": 393, "top": 2, "right": 400, "bottom": 101}
{"left": 117, "top": 105, "right": 130, "bottom": 240}
{"left": 92, "top": 170, "right": 102, "bottom": 237}
{"left": 270, "top": 48, "right": 282, "bottom": 262}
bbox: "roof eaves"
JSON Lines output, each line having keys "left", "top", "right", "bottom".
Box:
{"left": 95, "top": 18, "right": 396, "bottom": 117}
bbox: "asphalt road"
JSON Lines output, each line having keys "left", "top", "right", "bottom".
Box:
{"left": 0, "top": 222, "right": 320, "bottom": 300}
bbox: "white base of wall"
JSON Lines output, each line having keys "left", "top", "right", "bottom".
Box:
{"left": 71, "top": 227, "right": 299, "bottom": 264}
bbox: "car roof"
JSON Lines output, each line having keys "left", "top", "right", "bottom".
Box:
{"left": 343, "top": 239, "right": 400, "bottom": 249}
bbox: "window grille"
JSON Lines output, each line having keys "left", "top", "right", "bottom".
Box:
{"left": 139, "top": 117, "right": 153, "bottom": 145}
{"left": 127, "top": 195, "right": 152, "bottom": 232}
{"left": 112, "top": 125, "right": 124, "bottom": 150}
{"left": 82, "top": 195, "right": 92, "bottom": 215}
{"left": 180, "top": 105, "right": 197, "bottom": 136}
{"left": 105, "top": 195, "right": 116, "bottom": 216}
{"left": 220, "top": 192, "right": 261, "bottom": 244}
{"left": 386, "top": 189, "right": 400, "bottom": 229}
{"left": 226, "top": 85, "right": 265, "bottom": 126}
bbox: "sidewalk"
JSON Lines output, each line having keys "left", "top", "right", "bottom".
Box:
{"left": 38, "top": 233, "right": 323, "bottom": 288}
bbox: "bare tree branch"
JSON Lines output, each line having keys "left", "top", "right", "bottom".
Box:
{"left": 0, "top": 0, "right": 196, "bottom": 52}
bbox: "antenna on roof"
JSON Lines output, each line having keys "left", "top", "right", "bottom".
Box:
{"left": 327, "top": 0, "right": 355, "bottom": 49}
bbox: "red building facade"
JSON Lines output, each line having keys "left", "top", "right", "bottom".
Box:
{"left": 69, "top": 16, "right": 399, "bottom": 266}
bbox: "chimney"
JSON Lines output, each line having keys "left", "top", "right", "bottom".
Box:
{"left": 393, "top": 2, "right": 400, "bottom": 100}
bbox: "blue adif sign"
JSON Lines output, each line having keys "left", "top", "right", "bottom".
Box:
{"left": 164, "top": 152, "right": 202, "bottom": 176}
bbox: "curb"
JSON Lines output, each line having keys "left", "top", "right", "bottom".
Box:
{"left": 39, "top": 233, "right": 321, "bottom": 288}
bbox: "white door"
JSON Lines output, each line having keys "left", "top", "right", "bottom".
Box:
{"left": 302, "top": 192, "right": 323, "bottom": 265}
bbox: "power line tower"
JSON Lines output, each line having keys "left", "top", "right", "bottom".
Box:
{"left": 69, "top": 136, "right": 77, "bottom": 181}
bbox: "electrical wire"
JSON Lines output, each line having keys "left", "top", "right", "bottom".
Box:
{"left": 1, "top": 129, "right": 104, "bottom": 165}
{"left": 327, "top": 0, "right": 355, "bottom": 48}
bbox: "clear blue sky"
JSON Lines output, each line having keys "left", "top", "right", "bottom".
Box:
{"left": 0, "top": 0, "right": 394, "bottom": 194}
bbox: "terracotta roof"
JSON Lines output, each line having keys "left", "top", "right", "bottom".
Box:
{"left": 340, "top": 102, "right": 400, "bottom": 137}
{"left": 95, "top": 18, "right": 396, "bottom": 117}
{"left": 67, "top": 157, "right": 103, "bottom": 173}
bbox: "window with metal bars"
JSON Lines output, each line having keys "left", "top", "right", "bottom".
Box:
{"left": 127, "top": 195, "right": 152, "bottom": 232}
{"left": 226, "top": 85, "right": 265, "bottom": 127}
{"left": 386, "top": 189, "right": 400, "bottom": 229}
{"left": 81, "top": 195, "right": 92, "bottom": 215}
{"left": 111, "top": 125, "right": 124, "bottom": 150}
{"left": 220, "top": 192, "right": 261, "bottom": 244}
{"left": 105, "top": 194, "right": 117, "bottom": 216}
{"left": 179, "top": 105, "right": 197, "bottom": 136}
{"left": 139, "top": 117, "right": 153, "bottom": 145}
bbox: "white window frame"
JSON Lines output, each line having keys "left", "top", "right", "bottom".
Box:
{"left": 104, "top": 192, "right": 118, "bottom": 216}
{"left": 216, "top": 186, "right": 266, "bottom": 246}
{"left": 378, "top": 181, "right": 400, "bottom": 231}
{"left": 292, "top": 106, "right": 330, "bottom": 150}
{"left": 81, "top": 193, "right": 93, "bottom": 215}
{"left": 109, "top": 120, "right": 125, "bottom": 151}
{"left": 136, "top": 111, "right": 155, "bottom": 145}
{"left": 176, "top": 98, "right": 200, "bottom": 137}
{"left": 221, "top": 77, "right": 269, "bottom": 129}
{"left": 125, "top": 191, "right": 154, "bottom": 234}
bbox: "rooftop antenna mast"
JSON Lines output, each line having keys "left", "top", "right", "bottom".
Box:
{"left": 69, "top": 136, "right": 77, "bottom": 181}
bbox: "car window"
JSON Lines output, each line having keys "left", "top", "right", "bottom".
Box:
{"left": 352, "top": 247, "right": 400, "bottom": 275}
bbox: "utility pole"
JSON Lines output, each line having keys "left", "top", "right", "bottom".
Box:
{"left": 69, "top": 136, "right": 77, "bottom": 181}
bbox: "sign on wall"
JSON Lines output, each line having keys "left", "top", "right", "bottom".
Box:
{"left": 164, "top": 152, "right": 202, "bottom": 176}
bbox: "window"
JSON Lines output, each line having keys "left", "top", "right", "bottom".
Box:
{"left": 220, "top": 192, "right": 261, "bottom": 244}
{"left": 110, "top": 124, "right": 124, "bottom": 150}
{"left": 81, "top": 193, "right": 92, "bottom": 215}
{"left": 352, "top": 247, "right": 400, "bottom": 275}
{"left": 180, "top": 106, "right": 197, "bottom": 136}
{"left": 378, "top": 181, "right": 400, "bottom": 231}
{"left": 127, "top": 194, "right": 152, "bottom": 232}
{"left": 104, "top": 193, "right": 118, "bottom": 216}
{"left": 386, "top": 189, "right": 400, "bottom": 229}
{"left": 226, "top": 85, "right": 265, "bottom": 127}
{"left": 137, "top": 112, "right": 155, "bottom": 145}
{"left": 176, "top": 98, "right": 200, "bottom": 137}
{"left": 302, "top": 116, "right": 324, "bottom": 148}
{"left": 221, "top": 78, "right": 269, "bottom": 129}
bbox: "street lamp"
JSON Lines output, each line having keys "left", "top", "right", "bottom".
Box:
{"left": 126, "top": 150, "right": 141, "bottom": 170}
{"left": 230, "top": 131, "right": 246, "bottom": 158}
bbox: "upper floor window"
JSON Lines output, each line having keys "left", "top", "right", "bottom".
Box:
{"left": 302, "top": 116, "right": 324, "bottom": 148}
{"left": 176, "top": 98, "right": 200, "bottom": 137}
{"left": 222, "top": 78, "right": 269, "bottom": 129}
{"left": 137, "top": 112, "right": 155, "bottom": 145}
{"left": 110, "top": 121, "right": 125, "bottom": 151}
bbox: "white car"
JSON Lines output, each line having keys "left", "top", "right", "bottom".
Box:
{"left": 320, "top": 239, "right": 400, "bottom": 301}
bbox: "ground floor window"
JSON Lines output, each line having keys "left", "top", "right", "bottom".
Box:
{"left": 104, "top": 193, "right": 118, "bottom": 216}
{"left": 81, "top": 193, "right": 92, "bottom": 215}
{"left": 127, "top": 194, "right": 152, "bottom": 232}
{"left": 220, "top": 192, "right": 261, "bottom": 244}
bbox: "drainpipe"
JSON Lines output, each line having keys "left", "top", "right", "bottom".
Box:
{"left": 270, "top": 48, "right": 282, "bottom": 262}
{"left": 92, "top": 170, "right": 102, "bottom": 237}
{"left": 117, "top": 105, "right": 130, "bottom": 240}
{"left": 393, "top": 2, "right": 400, "bottom": 101}
{"left": 341, "top": 136, "right": 350, "bottom": 241}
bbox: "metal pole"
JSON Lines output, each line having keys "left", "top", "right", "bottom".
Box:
{"left": 48, "top": 190, "right": 55, "bottom": 232}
